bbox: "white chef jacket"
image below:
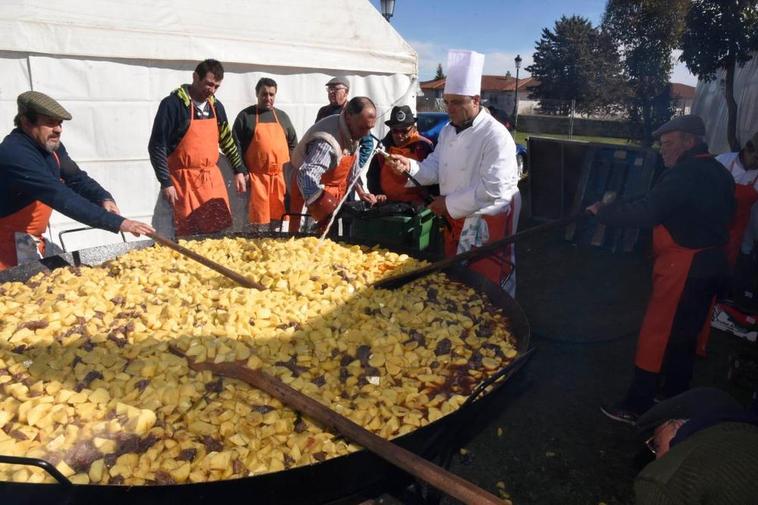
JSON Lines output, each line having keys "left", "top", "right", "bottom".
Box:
{"left": 407, "top": 111, "right": 519, "bottom": 219}
{"left": 717, "top": 151, "right": 758, "bottom": 189}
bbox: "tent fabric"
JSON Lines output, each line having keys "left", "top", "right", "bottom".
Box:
{"left": 692, "top": 53, "right": 758, "bottom": 155}
{"left": 0, "top": 1, "right": 418, "bottom": 251}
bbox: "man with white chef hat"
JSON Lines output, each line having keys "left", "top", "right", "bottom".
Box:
{"left": 387, "top": 49, "right": 521, "bottom": 296}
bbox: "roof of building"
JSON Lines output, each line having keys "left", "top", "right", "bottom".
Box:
{"left": 670, "top": 82, "right": 696, "bottom": 100}
{"left": 420, "top": 75, "right": 538, "bottom": 92}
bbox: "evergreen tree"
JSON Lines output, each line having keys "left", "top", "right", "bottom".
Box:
{"left": 434, "top": 63, "right": 445, "bottom": 80}
{"left": 680, "top": 0, "right": 758, "bottom": 150}
{"left": 603, "top": 0, "right": 690, "bottom": 145}
{"left": 527, "top": 15, "right": 626, "bottom": 115}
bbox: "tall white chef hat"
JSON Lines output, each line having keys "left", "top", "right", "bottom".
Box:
{"left": 443, "top": 49, "right": 485, "bottom": 96}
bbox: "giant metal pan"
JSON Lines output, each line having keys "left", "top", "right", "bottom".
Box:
{"left": 0, "top": 232, "right": 531, "bottom": 505}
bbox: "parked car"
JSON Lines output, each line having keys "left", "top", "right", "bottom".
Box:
{"left": 417, "top": 111, "right": 528, "bottom": 179}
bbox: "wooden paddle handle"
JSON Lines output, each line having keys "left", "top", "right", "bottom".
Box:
{"left": 210, "top": 362, "right": 505, "bottom": 505}
{"left": 375, "top": 212, "right": 587, "bottom": 289}
{"left": 148, "top": 232, "right": 265, "bottom": 290}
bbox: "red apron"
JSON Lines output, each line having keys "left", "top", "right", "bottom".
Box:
{"left": 0, "top": 152, "right": 58, "bottom": 271}
{"left": 289, "top": 152, "right": 356, "bottom": 230}
{"left": 245, "top": 108, "right": 289, "bottom": 224}
{"left": 168, "top": 101, "right": 232, "bottom": 236}
{"left": 444, "top": 207, "right": 514, "bottom": 288}
{"left": 380, "top": 135, "right": 429, "bottom": 203}
{"left": 696, "top": 171, "right": 758, "bottom": 354}
{"left": 636, "top": 225, "right": 702, "bottom": 373}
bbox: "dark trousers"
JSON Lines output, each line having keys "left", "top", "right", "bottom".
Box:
{"left": 626, "top": 275, "right": 721, "bottom": 412}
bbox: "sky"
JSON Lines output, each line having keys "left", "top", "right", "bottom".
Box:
{"left": 369, "top": 0, "right": 698, "bottom": 86}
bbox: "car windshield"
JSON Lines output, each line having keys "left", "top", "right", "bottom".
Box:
{"left": 417, "top": 114, "right": 447, "bottom": 132}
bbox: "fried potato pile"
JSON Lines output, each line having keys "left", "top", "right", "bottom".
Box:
{"left": 0, "top": 237, "right": 516, "bottom": 485}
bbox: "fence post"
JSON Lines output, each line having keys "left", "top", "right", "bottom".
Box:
{"left": 569, "top": 99, "right": 576, "bottom": 139}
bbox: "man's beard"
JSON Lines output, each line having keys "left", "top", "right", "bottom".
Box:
{"left": 44, "top": 138, "right": 60, "bottom": 153}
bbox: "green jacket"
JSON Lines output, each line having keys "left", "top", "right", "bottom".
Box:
{"left": 635, "top": 422, "right": 758, "bottom": 505}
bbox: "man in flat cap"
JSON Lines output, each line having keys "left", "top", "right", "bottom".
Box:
{"left": 633, "top": 387, "right": 758, "bottom": 504}
{"left": 367, "top": 105, "right": 434, "bottom": 204}
{"left": 588, "top": 115, "right": 735, "bottom": 424}
{"left": 0, "top": 91, "right": 154, "bottom": 271}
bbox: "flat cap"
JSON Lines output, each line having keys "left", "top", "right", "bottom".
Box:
{"left": 325, "top": 76, "right": 349, "bottom": 90}
{"left": 636, "top": 387, "right": 743, "bottom": 438}
{"left": 652, "top": 114, "right": 705, "bottom": 138}
{"left": 17, "top": 91, "right": 72, "bottom": 121}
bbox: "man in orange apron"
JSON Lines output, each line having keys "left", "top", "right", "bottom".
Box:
{"left": 589, "top": 115, "right": 735, "bottom": 424}
{"left": 290, "top": 97, "right": 380, "bottom": 229}
{"left": 0, "top": 91, "right": 154, "bottom": 271}
{"left": 696, "top": 131, "right": 758, "bottom": 355}
{"left": 233, "top": 77, "right": 298, "bottom": 231}
{"left": 148, "top": 59, "right": 245, "bottom": 237}
{"left": 367, "top": 105, "right": 434, "bottom": 204}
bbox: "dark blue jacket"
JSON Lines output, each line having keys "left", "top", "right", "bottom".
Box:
{"left": 0, "top": 129, "right": 123, "bottom": 232}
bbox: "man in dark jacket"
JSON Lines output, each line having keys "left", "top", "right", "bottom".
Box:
{"left": 588, "top": 115, "right": 736, "bottom": 424}
{"left": 0, "top": 91, "right": 154, "bottom": 270}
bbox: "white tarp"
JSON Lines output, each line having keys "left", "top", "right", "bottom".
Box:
{"left": 692, "top": 53, "right": 758, "bottom": 155}
{"left": 0, "top": 0, "right": 417, "bottom": 251}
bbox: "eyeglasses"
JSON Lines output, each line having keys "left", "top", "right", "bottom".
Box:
{"left": 327, "top": 86, "right": 347, "bottom": 93}
{"left": 391, "top": 127, "right": 412, "bottom": 135}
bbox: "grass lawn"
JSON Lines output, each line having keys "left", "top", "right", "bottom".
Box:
{"left": 512, "top": 131, "right": 638, "bottom": 146}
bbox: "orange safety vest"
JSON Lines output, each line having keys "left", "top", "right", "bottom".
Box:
{"left": 379, "top": 134, "right": 432, "bottom": 203}
{"left": 289, "top": 152, "right": 357, "bottom": 231}
{"left": 244, "top": 108, "right": 290, "bottom": 224}
{"left": 444, "top": 207, "right": 515, "bottom": 288}
{"left": 0, "top": 152, "right": 58, "bottom": 271}
{"left": 167, "top": 100, "right": 232, "bottom": 236}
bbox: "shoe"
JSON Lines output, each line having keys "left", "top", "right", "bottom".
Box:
{"left": 600, "top": 403, "right": 639, "bottom": 426}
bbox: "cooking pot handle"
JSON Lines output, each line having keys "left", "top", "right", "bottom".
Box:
{"left": 58, "top": 226, "right": 127, "bottom": 253}
{"left": 0, "top": 454, "right": 72, "bottom": 485}
{"left": 463, "top": 347, "right": 535, "bottom": 406}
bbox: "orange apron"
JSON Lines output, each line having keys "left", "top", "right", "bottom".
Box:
{"left": 444, "top": 208, "right": 514, "bottom": 288}
{"left": 696, "top": 172, "right": 758, "bottom": 354}
{"left": 0, "top": 152, "right": 58, "bottom": 270}
{"left": 290, "top": 152, "right": 357, "bottom": 230}
{"left": 636, "top": 225, "right": 703, "bottom": 372}
{"left": 380, "top": 136, "right": 428, "bottom": 203}
{"left": 245, "top": 108, "right": 289, "bottom": 224}
{"left": 167, "top": 101, "right": 231, "bottom": 236}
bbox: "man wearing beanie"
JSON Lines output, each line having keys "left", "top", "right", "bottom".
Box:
{"left": 0, "top": 91, "right": 154, "bottom": 271}
{"left": 588, "top": 115, "right": 735, "bottom": 423}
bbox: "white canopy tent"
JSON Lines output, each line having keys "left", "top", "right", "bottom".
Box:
{"left": 0, "top": 0, "right": 417, "bottom": 250}
{"left": 692, "top": 53, "right": 758, "bottom": 155}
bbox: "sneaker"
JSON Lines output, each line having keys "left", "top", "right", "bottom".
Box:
{"left": 600, "top": 403, "right": 639, "bottom": 425}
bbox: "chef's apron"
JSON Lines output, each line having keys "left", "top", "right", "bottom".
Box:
{"left": 444, "top": 204, "right": 515, "bottom": 291}
{"left": 0, "top": 152, "right": 58, "bottom": 270}
{"left": 696, "top": 171, "right": 758, "bottom": 354}
{"left": 289, "top": 152, "right": 356, "bottom": 231}
{"left": 636, "top": 225, "right": 703, "bottom": 373}
{"left": 380, "top": 136, "right": 429, "bottom": 203}
{"left": 167, "top": 101, "right": 231, "bottom": 236}
{"left": 245, "top": 108, "right": 289, "bottom": 224}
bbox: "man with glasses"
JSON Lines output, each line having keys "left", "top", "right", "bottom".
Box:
{"left": 588, "top": 115, "right": 735, "bottom": 424}
{"left": 367, "top": 105, "right": 433, "bottom": 203}
{"left": 633, "top": 388, "right": 758, "bottom": 504}
{"left": 386, "top": 50, "right": 521, "bottom": 297}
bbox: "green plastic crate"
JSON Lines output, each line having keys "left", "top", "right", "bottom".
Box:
{"left": 350, "top": 208, "right": 436, "bottom": 252}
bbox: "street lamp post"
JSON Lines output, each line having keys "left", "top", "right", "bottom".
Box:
{"left": 380, "top": 0, "right": 396, "bottom": 22}
{"left": 513, "top": 54, "right": 522, "bottom": 131}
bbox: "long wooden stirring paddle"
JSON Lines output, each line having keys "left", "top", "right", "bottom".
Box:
{"left": 148, "top": 232, "right": 265, "bottom": 290}
{"left": 168, "top": 346, "right": 506, "bottom": 505}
